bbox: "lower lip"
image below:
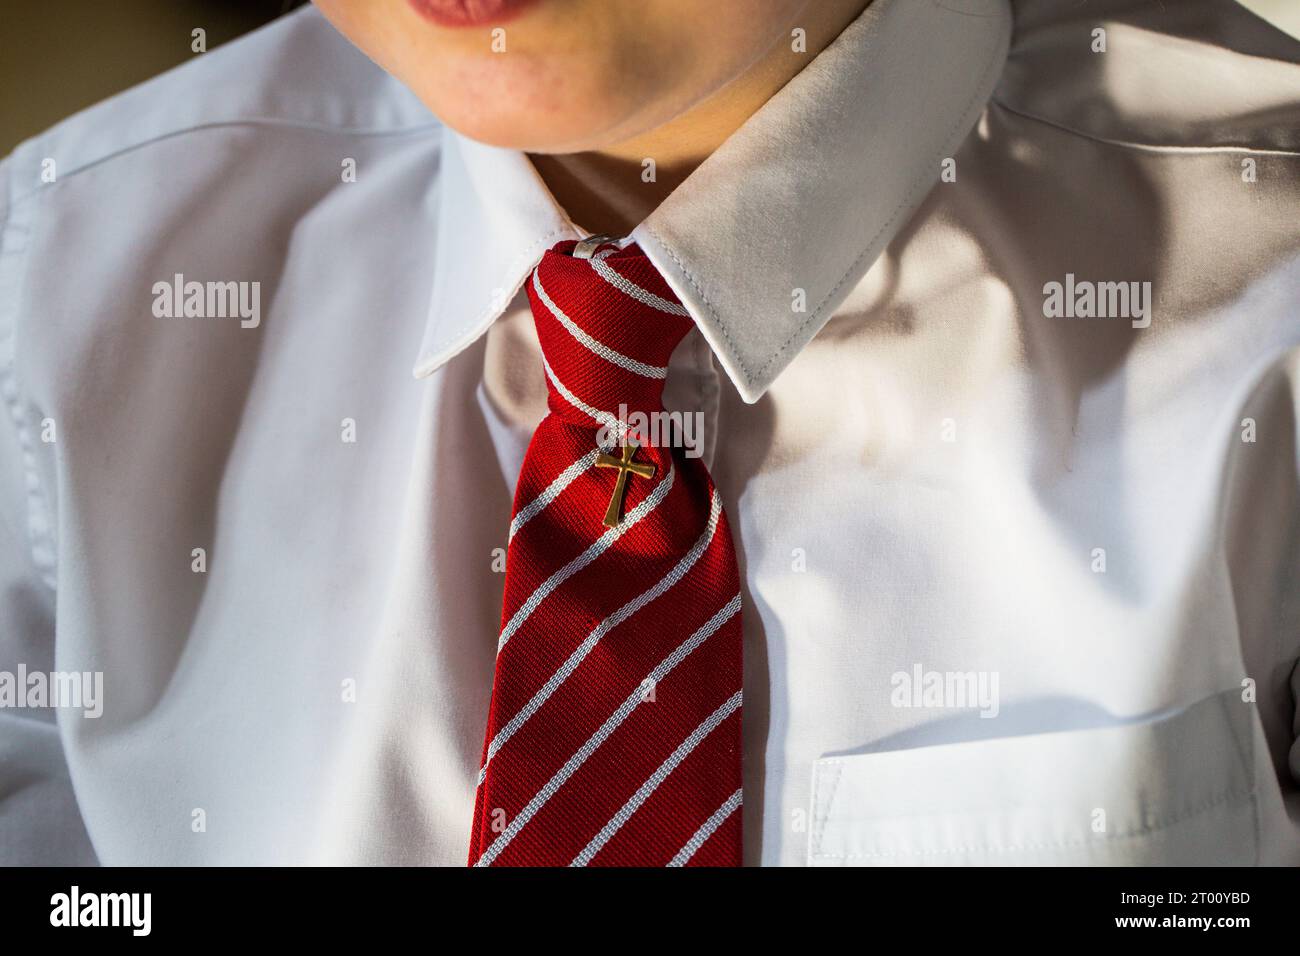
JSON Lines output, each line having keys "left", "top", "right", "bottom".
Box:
{"left": 407, "top": 0, "right": 540, "bottom": 28}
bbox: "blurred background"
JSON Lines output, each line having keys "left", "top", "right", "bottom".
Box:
{"left": 0, "top": 0, "right": 302, "bottom": 153}
{"left": 1, "top": 0, "right": 1299, "bottom": 154}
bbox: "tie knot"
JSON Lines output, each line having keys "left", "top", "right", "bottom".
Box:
{"left": 526, "top": 240, "right": 695, "bottom": 439}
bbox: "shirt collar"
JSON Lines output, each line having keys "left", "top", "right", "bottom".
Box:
{"left": 414, "top": 0, "right": 1012, "bottom": 402}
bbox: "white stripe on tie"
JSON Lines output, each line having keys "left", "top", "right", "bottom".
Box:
{"left": 533, "top": 270, "right": 668, "bottom": 379}
{"left": 474, "top": 593, "right": 741, "bottom": 867}
{"left": 590, "top": 249, "right": 691, "bottom": 316}
{"left": 667, "top": 789, "right": 743, "bottom": 867}
{"left": 480, "top": 492, "right": 723, "bottom": 784}
{"left": 541, "top": 356, "right": 627, "bottom": 439}
{"left": 496, "top": 464, "right": 676, "bottom": 652}
{"left": 570, "top": 687, "right": 743, "bottom": 867}
{"left": 508, "top": 449, "right": 600, "bottom": 543}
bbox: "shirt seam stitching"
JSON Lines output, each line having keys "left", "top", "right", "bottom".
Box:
{"left": 418, "top": 226, "right": 576, "bottom": 369}
{"left": 809, "top": 783, "right": 1257, "bottom": 861}
{"left": 0, "top": 169, "right": 58, "bottom": 593}
{"left": 7, "top": 118, "right": 441, "bottom": 209}
{"left": 643, "top": 20, "right": 1010, "bottom": 387}
{"left": 990, "top": 96, "right": 1300, "bottom": 158}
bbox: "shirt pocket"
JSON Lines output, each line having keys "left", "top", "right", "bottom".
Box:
{"left": 808, "top": 688, "right": 1258, "bottom": 865}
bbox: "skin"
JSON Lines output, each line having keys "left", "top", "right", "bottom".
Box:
{"left": 313, "top": 0, "right": 872, "bottom": 233}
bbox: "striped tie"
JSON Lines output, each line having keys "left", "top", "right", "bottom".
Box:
{"left": 468, "top": 238, "right": 744, "bottom": 867}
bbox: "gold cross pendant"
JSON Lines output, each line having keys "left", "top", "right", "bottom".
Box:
{"left": 595, "top": 440, "right": 656, "bottom": 528}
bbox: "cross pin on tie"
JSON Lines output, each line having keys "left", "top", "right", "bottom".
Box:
{"left": 595, "top": 440, "right": 656, "bottom": 528}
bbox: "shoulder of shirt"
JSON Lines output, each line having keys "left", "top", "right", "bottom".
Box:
{"left": 995, "top": 0, "right": 1300, "bottom": 155}
{"left": 1, "top": 6, "right": 440, "bottom": 200}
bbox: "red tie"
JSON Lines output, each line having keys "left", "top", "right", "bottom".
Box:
{"left": 468, "top": 238, "right": 744, "bottom": 867}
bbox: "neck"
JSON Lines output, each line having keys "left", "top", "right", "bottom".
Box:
{"left": 530, "top": 0, "right": 870, "bottom": 236}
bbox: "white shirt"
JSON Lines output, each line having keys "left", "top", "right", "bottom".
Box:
{"left": 2, "top": 0, "right": 1299, "bottom": 866}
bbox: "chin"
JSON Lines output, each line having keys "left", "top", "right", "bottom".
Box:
{"left": 414, "top": 64, "right": 646, "bottom": 153}
{"left": 423, "top": 98, "right": 590, "bottom": 152}
{"left": 440, "top": 115, "right": 566, "bottom": 151}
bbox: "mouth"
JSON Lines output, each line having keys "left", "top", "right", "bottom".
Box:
{"left": 406, "top": 0, "right": 542, "bottom": 28}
